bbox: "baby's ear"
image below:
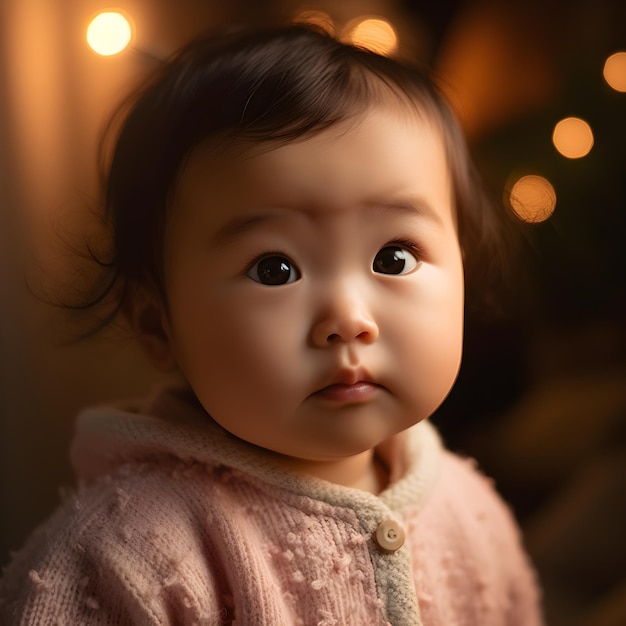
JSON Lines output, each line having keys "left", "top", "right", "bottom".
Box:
{"left": 125, "top": 285, "right": 177, "bottom": 372}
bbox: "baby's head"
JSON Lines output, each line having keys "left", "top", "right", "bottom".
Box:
{"left": 92, "top": 24, "right": 509, "bottom": 472}
{"left": 103, "top": 24, "right": 495, "bottom": 315}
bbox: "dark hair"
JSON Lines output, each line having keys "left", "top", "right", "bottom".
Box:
{"left": 77, "top": 23, "right": 517, "bottom": 328}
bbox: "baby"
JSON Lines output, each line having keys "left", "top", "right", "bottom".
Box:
{"left": 0, "top": 24, "right": 543, "bottom": 625}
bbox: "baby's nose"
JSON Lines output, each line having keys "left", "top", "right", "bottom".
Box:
{"left": 310, "top": 293, "right": 379, "bottom": 347}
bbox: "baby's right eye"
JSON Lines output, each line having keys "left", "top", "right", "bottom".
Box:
{"left": 246, "top": 255, "right": 301, "bottom": 285}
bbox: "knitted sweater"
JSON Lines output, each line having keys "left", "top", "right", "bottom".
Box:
{"left": 0, "top": 386, "right": 543, "bottom": 625}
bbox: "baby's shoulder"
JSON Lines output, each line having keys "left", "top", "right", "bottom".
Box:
{"left": 0, "top": 459, "right": 232, "bottom": 623}
{"left": 410, "top": 449, "right": 528, "bottom": 558}
{"left": 67, "top": 456, "right": 235, "bottom": 553}
{"left": 434, "top": 451, "right": 519, "bottom": 525}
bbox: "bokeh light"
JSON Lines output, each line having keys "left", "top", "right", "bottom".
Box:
{"left": 508, "top": 175, "right": 557, "bottom": 223}
{"left": 86, "top": 11, "right": 132, "bottom": 56}
{"left": 552, "top": 117, "right": 594, "bottom": 159}
{"left": 603, "top": 51, "right": 626, "bottom": 92}
{"left": 346, "top": 18, "right": 398, "bottom": 56}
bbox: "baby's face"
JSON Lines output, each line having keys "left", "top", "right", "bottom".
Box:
{"left": 161, "top": 106, "right": 464, "bottom": 467}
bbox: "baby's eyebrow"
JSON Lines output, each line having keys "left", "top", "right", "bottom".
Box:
{"left": 372, "top": 198, "right": 444, "bottom": 226}
{"left": 211, "top": 213, "right": 280, "bottom": 247}
{"left": 211, "top": 196, "right": 443, "bottom": 247}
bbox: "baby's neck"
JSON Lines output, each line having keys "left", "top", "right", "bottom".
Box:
{"left": 276, "top": 449, "right": 390, "bottom": 495}
{"left": 351, "top": 452, "right": 389, "bottom": 494}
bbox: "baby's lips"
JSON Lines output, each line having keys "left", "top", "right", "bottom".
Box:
{"left": 313, "top": 381, "right": 381, "bottom": 404}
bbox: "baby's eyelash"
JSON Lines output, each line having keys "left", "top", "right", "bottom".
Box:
{"left": 387, "top": 238, "right": 425, "bottom": 257}
{"left": 241, "top": 249, "right": 292, "bottom": 274}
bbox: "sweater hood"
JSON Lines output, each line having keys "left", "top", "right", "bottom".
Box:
{"left": 70, "top": 383, "right": 443, "bottom": 514}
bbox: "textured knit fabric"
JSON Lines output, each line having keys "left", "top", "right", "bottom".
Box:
{"left": 0, "top": 385, "right": 543, "bottom": 625}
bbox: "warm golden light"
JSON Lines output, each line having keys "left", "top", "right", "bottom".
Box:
{"left": 292, "top": 10, "right": 335, "bottom": 35}
{"left": 508, "top": 175, "right": 556, "bottom": 223}
{"left": 86, "top": 11, "right": 132, "bottom": 56}
{"left": 346, "top": 18, "right": 398, "bottom": 56}
{"left": 552, "top": 117, "right": 594, "bottom": 159}
{"left": 603, "top": 51, "right": 626, "bottom": 92}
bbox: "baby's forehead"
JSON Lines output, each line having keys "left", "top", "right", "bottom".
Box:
{"left": 170, "top": 105, "right": 454, "bottom": 235}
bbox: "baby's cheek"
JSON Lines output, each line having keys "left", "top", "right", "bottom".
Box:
{"left": 396, "top": 315, "right": 463, "bottom": 415}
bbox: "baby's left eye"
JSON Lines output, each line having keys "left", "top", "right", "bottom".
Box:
{"left": 373, "top": 246, "right": 419, "bottom": 275}
{"left": 246, "top": 254, "right": 300, "bottom": 285}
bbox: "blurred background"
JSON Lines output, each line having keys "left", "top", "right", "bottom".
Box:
{"left": 0, "top": 1, "right": 624, "bottom": 624}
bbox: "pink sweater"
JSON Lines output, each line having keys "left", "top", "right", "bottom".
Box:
{"left": 0, "top": 386, "right": 543, "bottom": 625}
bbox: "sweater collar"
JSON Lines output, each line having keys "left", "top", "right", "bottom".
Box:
{"left": 71, "top": 383, "right": 442, "bottom": 514}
